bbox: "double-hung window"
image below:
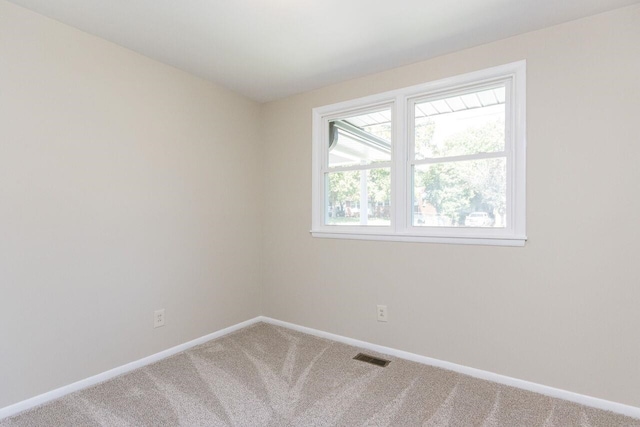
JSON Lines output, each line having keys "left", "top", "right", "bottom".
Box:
{"left": 312, "top": 61, "right": 526, "bottom": 246}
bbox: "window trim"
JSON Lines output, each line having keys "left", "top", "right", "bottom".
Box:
{"left": 311, "top": 61, "right": 527, "bottom": 246}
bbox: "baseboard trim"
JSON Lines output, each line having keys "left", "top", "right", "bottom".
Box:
{"left": 259, "top": 316, "right": 640, "bottom": 420}
{"left": 0, "top": 317, "right": 262, "bottom": 420}
{"left": 2, "top": 315, "right": 639, "bottom": 421}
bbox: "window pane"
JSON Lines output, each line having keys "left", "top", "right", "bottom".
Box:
{"left": 326, "top": 168, "right": 391, "bottom": 226}
{"left": 413, "top": 158, "right": 506, "bottom": 227}
{"left": 329, "top": 108, "right": 391, "bottom": 168}
{"left": 415, "top": 87, "right": 505, "bottom": 160}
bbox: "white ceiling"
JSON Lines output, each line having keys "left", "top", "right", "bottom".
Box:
{"left": 8, "top": 0, "right": 639, "bottom": 102}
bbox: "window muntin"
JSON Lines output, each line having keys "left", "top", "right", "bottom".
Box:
{"left": 324, "top": 107, "right": 392, "bottom": 227}
{"left": 311, "top": 61, "right": 526, "bottom": 246}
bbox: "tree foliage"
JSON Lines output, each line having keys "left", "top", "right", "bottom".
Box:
{"left": 328, "top": 168, "right": 390, "bottom": 219}
{"left": 417, "top": 118, "right": 506, "bottom": 224}
{"left": 328, "top": 171, "right": 359, "bottom": 207}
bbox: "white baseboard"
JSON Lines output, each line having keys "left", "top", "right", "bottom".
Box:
{"left": 0, "top": 317, "right": 262, "bottom": 420}
{"left": 259, "top": 316, "right": 640, "bottom": 420}
{"left": 2, "top": 315, "right": 639, "bottom": 421}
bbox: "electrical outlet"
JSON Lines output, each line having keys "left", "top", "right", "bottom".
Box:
{"left": 154, "top": 309, "right": 165, "bottom": 328}
{"left": 377, "top": 305, "right": 388, "bottom": 322}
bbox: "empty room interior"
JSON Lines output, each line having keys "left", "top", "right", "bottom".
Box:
{"left": 1, "top": 0, "right": 640, "bottom": 425}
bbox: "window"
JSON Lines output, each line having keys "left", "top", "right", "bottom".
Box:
{"left": 312, "top": 61, "right": 526, "bottom": 246}
{"left": 326, "top": 107, "right": 392, "bottom": 226}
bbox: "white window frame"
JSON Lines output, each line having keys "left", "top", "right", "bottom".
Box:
{"left": 311, "top": 61, "right": 527, "bottom": 246}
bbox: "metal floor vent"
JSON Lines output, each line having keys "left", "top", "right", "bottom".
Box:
{"left": 353, "top": 353, "right": 391, "bottom": 367}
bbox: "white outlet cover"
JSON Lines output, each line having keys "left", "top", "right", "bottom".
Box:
{"left": 377, "top": 305, "right": 388, "bottom": 322}
{"left": 154, "top": 309, "right": 165, "bottom": 328}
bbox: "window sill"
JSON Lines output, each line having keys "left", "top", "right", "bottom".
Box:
{"left": 310, "top": 230, "right": 527, "bottom": 247}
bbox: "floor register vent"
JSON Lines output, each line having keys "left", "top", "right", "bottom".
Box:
{"left": 353, "top": 353, "right": 391, "bottom": 367}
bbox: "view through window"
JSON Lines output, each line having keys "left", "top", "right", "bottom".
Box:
{"left": 412, "top": 85, "right": 507, "bottom": 228}
{"left": 327, "top": 108, "right": 392, "bottom": 226}
{"left": 312, "top": 61, "right": 526, "bottom": 246}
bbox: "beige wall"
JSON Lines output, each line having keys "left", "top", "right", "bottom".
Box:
{"left": 2, "top": 0, "right": 639, "bottom": 412}
{"left": 0, "top": 1, "right": 262, "bottom": 408}
{"left": 261, "top": 5, "right": 640, "bottom": 407}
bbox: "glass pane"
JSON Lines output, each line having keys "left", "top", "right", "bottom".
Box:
{"left": 413, "top": 158, "right": 506, "bottom": 227}
{"left": 329, "top": 108, "right": 392, "bottom": 168}
{"left": 326, "top": 168, "right": 391, "bottom": 226}
{"left": 415, "top": 86, "right": 505, "bottom": 160}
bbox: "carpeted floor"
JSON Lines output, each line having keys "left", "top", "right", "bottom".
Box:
{"left": 2, "top": 322, "right": 638, "bottom": 426}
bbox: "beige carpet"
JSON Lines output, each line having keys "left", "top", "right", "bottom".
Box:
{"left": 2, "top": 322, "right": 638, "bottom": 426}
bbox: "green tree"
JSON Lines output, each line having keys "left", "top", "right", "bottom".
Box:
{"left": 367, "top": 168, "right": 391, "bottom": 219}
{"left": 328, "top": 171, "right": 359, "bottom": 210}
{"left": 418, "top": 118, "right": 505, "bottom": 224}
